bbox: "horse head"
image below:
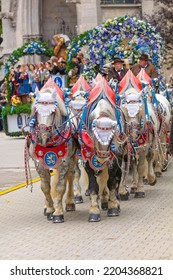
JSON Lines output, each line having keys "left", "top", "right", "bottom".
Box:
{"left": 121, "top": 87, "right": 146, "bottom": 141}
{"left": 89, "top": 99, "right": 118, "bottom": 163}
{"left": 70, "top": 90, "right": 87, "bottom": 113}
{"left": 69, "top": 76, "right": 91, "bottom": 129}
{"left": 30, "top": 86, "right": 67, "bottom": 146}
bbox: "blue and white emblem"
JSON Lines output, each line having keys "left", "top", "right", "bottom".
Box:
{"left": 54, "top": 76, "right": 63, "bottom": 88}
{"left": 44, "top": 152, "right": 58, "bottom": 167}
{"left": 91, "top": 155, "right": 105, "bottom": 169}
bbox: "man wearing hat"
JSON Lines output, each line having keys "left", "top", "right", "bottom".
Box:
{"left": 107, "top": 57, "right": 128, "bottom": 82}
{"left": 132, "top": 54, "right": 157, "bottom": 78}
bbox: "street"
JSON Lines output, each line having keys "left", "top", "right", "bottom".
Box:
{"left": 0, "top": 131, "right": 173, "bottom": 260}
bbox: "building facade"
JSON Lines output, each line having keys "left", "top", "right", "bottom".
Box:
{"left": 0, "top": 0, "right": 155, "bottom": 62}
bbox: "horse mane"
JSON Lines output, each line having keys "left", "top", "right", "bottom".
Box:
{"left": 90, "top": 99, "right": 116, "bottom": 122}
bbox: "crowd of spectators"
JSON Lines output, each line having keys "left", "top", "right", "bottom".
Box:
{"left": 0, "top": 52, "right": 90, "bottom": 114}
{"left": 7, "top": 56, "right": 68, "bottom": 96}
{"left": 0, "top": 52, "right": 172, "bottom": 112}
{"left": 5, "top": 52, "right": 90, "bottom": 96}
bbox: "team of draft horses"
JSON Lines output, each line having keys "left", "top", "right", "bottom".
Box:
{"left": 26, "top": 53, "right": 173, "bottom": 223}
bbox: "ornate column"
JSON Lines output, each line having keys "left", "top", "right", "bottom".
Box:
{"left": 0, "top": 0, "right": 17, "bottom": 57}
{"left": 16, "top": 0, "right": 43, "bottom": 63}
{"left": 16, "top": 0, "right": 42, "bottom": 44}
{"left": 22, "top": 0, "right": 42, "bottom": 43}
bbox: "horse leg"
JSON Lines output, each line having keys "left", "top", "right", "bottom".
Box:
{"left": 147, "top": 148, "right": 157, "bottom": 186}
{"left": 84, "top": 161, "right": 100, "bottom": 222}
{"left": 107, "top": 161, "right": 120, "bottom": 217}
{"left": 100, "top": 187, "right": 109, "bottom": 210}
{"left": 79, "top": 161, "right": 90, "bottom": 196}
{"left": 97, "top": 167, "right": 109, "bottom": 210}
{"left": 160, "top": 133, "right": 168, "bottom": 171}
{"left": 73, "top": 160, "right": 83, "bottom": 204}
{"left": 53, "top": 160, "right": 71, "bottom": 223}
{"left": 134, "top": 152, "right": 147, "bottom": 198}
{"left": 119, "top": 154, "right": 129, "bottom": 200}
{"left": 35, "top": 162, "right": 54, "bottom": 220}
{"left": 65, "top": 157, "right": 76, "bottom": 212}
{"left": 131, "top": 161, "right": 138, "bottom": 193}
{"left": 154, "top": 140, "right": 163, "bottom": 177}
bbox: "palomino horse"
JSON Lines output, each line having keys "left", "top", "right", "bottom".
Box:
{"left": 67, "top": 76, "right": 92, "bottom": 203}
{"left": 154, "top": 93, "right": 171, "bottom": 175}
{"left": 28, "top": 79, "right": 77, "bottom": 223}
{"left": 137, "top": 69, "right": 171, "bottom": 176}
{"left": 79, "top": 77, "right": 124, "bottom": 221}
{"left": 118, "top": 70, "right": 157, "bottom": 199}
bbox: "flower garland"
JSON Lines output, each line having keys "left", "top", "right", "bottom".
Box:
{"left": 67, "top": 16, "right": 165, "bottom": 81}
{"left": 4, "top": 41, "right": 54, "bottom": 75}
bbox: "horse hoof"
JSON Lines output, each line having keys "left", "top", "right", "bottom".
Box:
{"left": 107, "top": 207, "right": 120, "bottom": 217}
{"left": 130, "top": 187, "right": 137, "bottom": 194}
{"left": 149, "top": 178, "right": 157, "bottom": 186}
{"left": 47, "top": 212, "right": 54, "bottom": 220}
{"left": 66, "top": 203, "right": 75, "bottom": 212}
{"left": 134, "top": 192, "right": 145, "bottom": 198}
{"left": 85, "top": 189, "right": 90, "bottom": 196}
{"left": 44, "top": 208, "right": 47, "bottom": 216}
{"left": 74, "top": 196, "right": 83, "bottom": 204}
{"left": 162, "top": 166, "right": 167, "bottom": 172}
{"left": 155, "top": 171, "right": 162, "bottom": 177}
{"left": 101, "top": 202, "right": 108, "bottom": 210}
{"left": 88, "top": 213, "right": 101, "bottom": 222}
{"left": 120, "top": 192, "right": 129, "bottom": 201}
{"left": 53, "top": 215, "right": 64, "bottom": 223}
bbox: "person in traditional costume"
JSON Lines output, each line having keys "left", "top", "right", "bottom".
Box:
{"left": 17, "top": 64, "right": 31, "bottom": 94}
{"left": 107, "top": 57, "right": 128, "bottom": 82}
{"left": 132, "top": 54, "right": 157, "bottom": 79}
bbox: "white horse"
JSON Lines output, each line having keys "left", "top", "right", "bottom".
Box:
{"left": 79, "top": 78, "right": 124, "bottom": 221}
{"left": 28, "top": 83, "right": 77, "bottom": 223}
{"left": 137, "top": 69, "right": 171, "bottom": 175}
{"left": 67, "top": 75, "right": 92, "bottom": 202}
{"left": 154, "top": 93, "right": 171, "bottom": 175}
{"left": 119, "top": 85, "right": 157, "bottom": 199}
{"left": 68, "top": 89, "right": 88, "bottom": 202}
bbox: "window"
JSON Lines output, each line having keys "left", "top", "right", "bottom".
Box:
{"left": 100, "top": 0, "right": 139, "bottom": 4}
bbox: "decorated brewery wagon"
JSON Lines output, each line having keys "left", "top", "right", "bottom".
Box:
{"left": 22, "top": 16, "right": 172, "bottom": 223}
